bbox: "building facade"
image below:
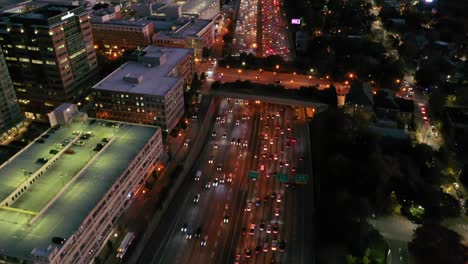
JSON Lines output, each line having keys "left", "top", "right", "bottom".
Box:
{"left": 91, "top": 5, "right": 154, "bottom": 51}
{"left": 93, "top": 46, "right": 193, "bottom": 132}
{"left": 0, "top": 4, "right": 98, "bottom": 121}
{"left": 0, "top": 47, "right": 23, "bottom": 142}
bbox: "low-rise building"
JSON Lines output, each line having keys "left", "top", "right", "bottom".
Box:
{"left": 93, "top": 46, "right": 193, "bottom": 132}
{"left": 152, "top": 18, "right": 214, "bottom": 60}
{"left": 0, "top": 118, "right": 162, "bottom": 263}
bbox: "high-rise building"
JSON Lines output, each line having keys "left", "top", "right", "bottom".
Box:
{"left": 0, "top": 4, "right": 99, "bottom": 121}
{"left": 0, "top": 47, "right": 23, "bottom": 142}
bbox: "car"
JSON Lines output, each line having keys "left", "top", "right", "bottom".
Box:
{"left": 184, "top": 139, "right": 190, "bottom": 147}
{"left": 102, "top": 137, "right": 111, "bottom": 143}
{"left": 291, "top": 137, "right": 297, "bottom": 143}
{"left": 193, "top": 194, "right": 200, "bottom": 203}
{"left": 235, "top": 120, "right": 240, "bottom": 126}
{"left": 255, "top": 244, "right": 262, "bottom": 254}
{"left": 273, "top": 223, "right": 279, "bottom": 234}
{"left": 186, "top": 230, "right": 193, "bottom": 239}
{"left": 255, "top": 198, "right": 261, "bottom": 207}
{"left": 222, "top": 133, "right": 227, "bottom": 139}
{"left": 51, "top": 237, "right": 65, "bottom": 245}
{"left": 223, "top": 214, "right": 229, "bottom": 223}
{"left": 291, "top": 167, "right": 297, "bottom": 172}
{"left": 192, "top": 113, "right": 198, "bottom": 119}
{"left": 227, "top": 173, "right": 233, "bottom": 183}
{"left": 276, "top": 194, "right": 282, "bottom": 203}
{"left": 259, "top": 222, "right": 265, "bottom": 231}
{"left": 249, "top": 224, "right": 255, "bottom": 235}
{"left": 220, "top": 118, "right": 226, "bottom": 124}
{"left": 73, "top": 140, "right": 85, "bottom": 146}
{"left": 285, "top": 160, "right": 290, "bottom": 167}
{"left": 80, "top": 134, "right": 90, "bottom": 140}
{"left": 72, "top": 130, "right": 81, "bottom": 135}
{"left": 236, "top": 138, "right": 241, "bottom": 146}
{"left": 93, "top": 143, "right": 104, "bottom": 151}
{"left": 271, "top": 240, "right": 278, "bottom": 251}
{"left": 273, "top": 154, "right": 278, "bottom": 160}
{"left": 231, "top": 138, "right": 236, "bottom": 145}
{"left": 200, "top": 236, "right": 207, "bottom": 246}
{"left": 64, "top": 149, "right": 75, "bottom": 154}
{"left": 263, "top": 242, "right": 269, "bottom": 252}
{"left": 241, "top": 227, "right": 247, "bottom": 236}
{"left": 205, "top": 181, "right": 211, "bottom": 189}
{"left": 36, "top": 158, "right": 48, "bottom": 164}
{"left": 216, "top": 115, "right": 221, "bottom": 120}
{"left": 287, "top": 125, "right": 291, "bottom": 131}
{"left": 213, "top": 178, "right": 219, "bottom": 186}
{"left": 212, "top": 130, "right": 217, "bottom": 137}
{"left": 279, "top": 240, "right": 286, "bottom": 252}
{"left": 213, "top": 143, "right": 218, "bottom": 149}
{"left": 208, "top": 156, "right": 214, "bottom": 164}
{"left": 49, "top": 149, "right": 59, "bottom": 155}
{"left": 270, "top": 140, "right": 274, "bottom": 145}
{"left": 245, "top": 202, "right": 252, "bottom": 212}
{"left": 235, "top": 254, "right": 241, "bottom": 264}
{"left": 244, "top": 249, "right": 252, "bottom": 258}
{"left": 274, "top": 207, "right": 280, "bottom": 217}
{"left": 216, "top": 164, "right": 222, "bottom": 171}
{"left": 194, "top": 227, "right": 202, "bottom": 238}
{"left": 181, "top": 223, "right": 188, "bottom": 232}
{"left": 55, "top": 143, "right": 65, "bottom": 149}
{"left": 266, "top": 224, "right": 272, "bottom": 233}
{"left": 63, "top": 138, "right": 72, "bottom": 144}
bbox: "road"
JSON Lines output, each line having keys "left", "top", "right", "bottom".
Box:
{"left": 134, "top": 99, "right": 312, "bottom": 264}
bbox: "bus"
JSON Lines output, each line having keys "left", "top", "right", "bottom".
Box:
{"left": 116, "top": 232, "right": 135, "bottom": 259}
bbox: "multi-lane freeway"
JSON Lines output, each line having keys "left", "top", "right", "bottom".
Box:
{"left": 135, "top": 98, "right": 313, "bottom": 264}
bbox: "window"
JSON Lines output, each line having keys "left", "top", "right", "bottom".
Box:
{"left": 27, "top": 46, "right": 40, "bottom": 51}
{"left": 15, "top": 45, "right": 26, "bottom": 49}
{"left": 19, "top": 58, "right": 29, "bottom": 62}
{"left": 32, "top": 59, "right": 43, "bottom": 64}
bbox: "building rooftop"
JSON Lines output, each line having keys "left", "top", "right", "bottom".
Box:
{"left": 0, "top": 119, "right": 159, "bottom": 258}
{"left": 92, "top": 18, "right": 152, "bottom": 27}
{"left": 93, "top": 45, "right": 192, "bottom": 96}
{"left": 152, "top": 18, "right": 211, "bottom": 37}
{"left": 15, "top": 4, "right": 76, "bottom": 20}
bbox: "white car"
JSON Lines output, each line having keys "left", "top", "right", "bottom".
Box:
{"left": 73, "top": 140, "right": 85, "bottom": 146}
{"left": 193, "top": 194, "right": 200, "bottom": 203}
{"left": 245, "top": 202, "right": 252, "bottom": 212}
{"left": 200, "top": 236, "right": 208, "bottom": 246}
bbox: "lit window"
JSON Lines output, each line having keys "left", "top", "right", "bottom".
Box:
{"left": 27, "top": 46, "right": 40, "bottom": 51}
{"left": 46, "top": 61, "right": 56, "bottom": 65}
{"left": 16, "top": 45, "right": 26, "bottom": 49}
{"left": 19, "top": 58, "right": 30, "bottom": 62}
{"left": 32, "top": 59, "right": 43, "bottom": 64}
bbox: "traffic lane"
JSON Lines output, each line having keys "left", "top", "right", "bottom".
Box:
{"left": 154, "top": 137, "right": 218, "bottom": 263}
{"left": 224, "top": 110, "right": 262, "bottom": 262}
{"left": 223, "top": 108, "right": 261, "bottom": 261}
{"left": 156, "top": 101, "right": 240, "bottom": 263}
{"left": 186, "top": 101, "right": 249, "bottom": 263}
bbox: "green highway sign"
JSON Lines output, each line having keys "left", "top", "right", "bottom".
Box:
{"left": 248, "top": 171, "right": 259, "bottom": 180}
{"left": 277, "top": 173, "right": 289, "bottom": 183}
{"left": 295, "top": 174, "right": 309, "bottom": 184}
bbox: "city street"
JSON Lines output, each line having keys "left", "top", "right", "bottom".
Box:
{"left": 133, "top": 99, "right": 312, "bottom": 264}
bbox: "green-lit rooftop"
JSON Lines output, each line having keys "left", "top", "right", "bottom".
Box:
{"left": 0, "top": 119, "right": 159, "bottom": 259}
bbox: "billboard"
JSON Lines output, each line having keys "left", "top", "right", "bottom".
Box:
{"left": 291, "top": 18, "right": 301, "bottom": 25}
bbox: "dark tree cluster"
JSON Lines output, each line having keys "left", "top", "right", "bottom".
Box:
{"left": 309, "top": 109, "right": 463, "bottom": 259}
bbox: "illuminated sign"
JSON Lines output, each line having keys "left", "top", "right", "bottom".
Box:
{"left": 291, "top": 18, "right": 301, "bottom": 25}
{"left": 61, "top": 12, "right": 74, "bottom": 21}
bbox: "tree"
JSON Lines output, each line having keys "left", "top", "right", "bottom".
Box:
{"left": 202, "top": 47, "right": 212, "bottom": 59}
{"left": 409, "top": 223, "right": 468, "bottom": 264}
{"left": 427, "top": 89, "right": 446, "bottom": 119}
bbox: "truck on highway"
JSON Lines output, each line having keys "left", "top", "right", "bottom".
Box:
{"left": 195, "top": 170, "right": 202, "bottom": 181}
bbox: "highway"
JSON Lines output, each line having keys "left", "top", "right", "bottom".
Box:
{"left": 134, "top": 99, "right": 312, "bottom": 264}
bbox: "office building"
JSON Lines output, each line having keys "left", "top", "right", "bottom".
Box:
{"left": 0, "top": 118, "right": 163, "bottom": 263}
{"left": 0, "top": 4, "right": 98, "bottom": 121}
{"left": 152, "top": 18, "right": 214, "bottom": 60}
{"left": 93, "top": 46, "right": 193, "bottom": 132}
{"left": 0, "top": 47, "right": 23, "bottom": 142}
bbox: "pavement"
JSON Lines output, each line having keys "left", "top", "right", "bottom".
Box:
{"left": 370, "top": 215, "right": 418, "bottom": 264}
